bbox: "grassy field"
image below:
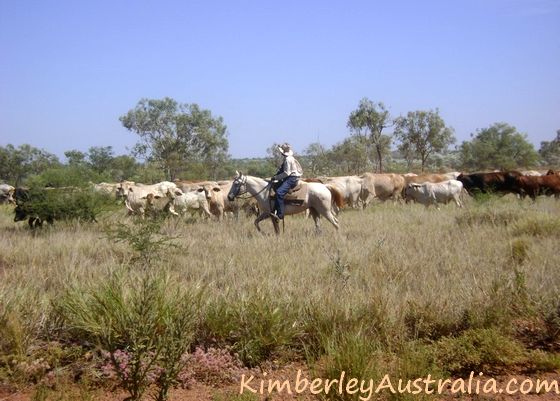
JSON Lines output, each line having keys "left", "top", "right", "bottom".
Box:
{"left": 1, "top": 195, "right": 559, "bottom": 400}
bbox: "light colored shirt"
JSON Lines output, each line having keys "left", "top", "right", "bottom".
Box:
{"left": 274, "top": 155, "right": 303, "bottom": 180}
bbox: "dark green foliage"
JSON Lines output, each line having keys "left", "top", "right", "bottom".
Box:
{"left": 17, "top": 187, "right": 113, "bottom": 224}
{"left": 27, "top": 165, "right": 109, "bottom": 188}
{"left": 460, "top": 123, "right": 539, "bottom": 170}
{"left": 0, "top": 144, "right": 60, "bottom": 186}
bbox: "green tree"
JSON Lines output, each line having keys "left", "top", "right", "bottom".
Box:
{"left": 328, "top": 136, "right": 369, "bottom": 175}
{"left": 304, "top": 142, "right": 331, "bottom": 176}
{"left": 393, "top": 109, "right": 455, "bottom": 172}
{"left": 347, "top": 98, "right": 392, "bottom": 172}
{"left": 64, "top": 150, "right": 87, "bottom": 166}
{"left": 459, "top": 123, "right": 539, "bottom": 171}
{"left": 539, "top": 129, "right": 560, "bottom": 166}
{"left": 110, "top": 155, "right": 139, "bottom": 181}
{"left": 0, "top": 144, "right": 60, "bottom": 185}
{"left": 120, "top": 97, "right": 229, "bottom": 180}
{"left": 88, "top": 146, "right": 114, "bottom": 174}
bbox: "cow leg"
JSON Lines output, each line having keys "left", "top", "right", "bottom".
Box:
{"left": 454, "top": 195, "right": 463, "bottom": 208}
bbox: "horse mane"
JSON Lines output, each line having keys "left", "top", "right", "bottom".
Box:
{"left": 325, "top": 185, "right": 345, "bottom": 208}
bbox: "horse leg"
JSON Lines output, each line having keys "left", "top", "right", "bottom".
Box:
{"left": 272, "top": 218, "right": 280, "bottom": 235}
{"left": 309, "top": 207, "right": 321, "bottom": 233}
{"left": 324, "top": 209, "right": 339, "bottom": 230}
{"left": 254, "top": 212, "right": 270, "bottom": 232}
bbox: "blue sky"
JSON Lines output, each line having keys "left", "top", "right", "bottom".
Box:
{"left": 1, "top": 0, "right": 559, "bottom": 160}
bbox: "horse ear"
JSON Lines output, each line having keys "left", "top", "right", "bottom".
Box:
{"left": 235, "top": 170, "right": 239, "bottom": 177}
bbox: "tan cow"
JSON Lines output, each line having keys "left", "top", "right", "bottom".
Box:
{"left": 360, "top": 173, "right": 405, "bottom": 206}
{"left": 92, "top": 182, "right": 120, "bottom": 198}
{"left": 404, "top": 173, "right": 453, "bottom": 185}
{"left": 123, "top": 181, "right": 180, "bottom": 217}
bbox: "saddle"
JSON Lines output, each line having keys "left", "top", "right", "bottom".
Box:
{"left": 270, "top": 181, "right": 308, "bottom": 206}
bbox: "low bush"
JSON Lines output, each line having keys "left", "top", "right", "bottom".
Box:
{"left": 55, "top": 272, "right": 201, "bottom": 401}
{"left": 433, "top": 328, "right": 526, "bottom": 375}
{"left": 200, "top": 294, "right": 302, "bottom": 367}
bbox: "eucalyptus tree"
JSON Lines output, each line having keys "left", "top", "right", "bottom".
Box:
{"left": 120, "top": 97, "right": 228, "bottom": 180}
{"left": 347, "top": 98, "right": 392, "bottom": 172}
{"left": 394, "top": 109, "right": 455, "bottom": 172}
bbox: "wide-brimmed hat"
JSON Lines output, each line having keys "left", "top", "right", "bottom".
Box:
{"left": 277, "top": 143, "right": 293, "bottom": 156}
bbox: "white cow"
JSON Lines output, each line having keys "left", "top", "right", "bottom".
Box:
{"left": 124, "top": 187, "right": 180, "bottom": 218}
{"left": 318, "top": 176, "right": 363, "bottom": 209}
{"left": 404, "top": 179, "right": 464, "bottom": 208}
{"left": 171, "top": 189, "right": 211, "bottom": 217}
{"left": 117, "top": 181, "right": 177, "bottom": 199}
{"left": 0, "top": 184, "right": 15, "bottom": 204}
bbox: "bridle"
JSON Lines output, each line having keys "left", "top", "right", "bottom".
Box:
{"left": 231, "top": 175, "right": 272, "bottom": 200}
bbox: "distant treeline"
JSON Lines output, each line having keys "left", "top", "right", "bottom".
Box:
{"left": 1, "top": 96, "right": 558, "bottom": 187}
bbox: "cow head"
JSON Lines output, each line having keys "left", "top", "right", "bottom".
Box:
{"left": 198, "top": 182, "right": 221, "bottom": 202}
{"left": 1, "top": 187, "right": 15, "bottom": 204}
{"left": 14, "top": 205, "right": 28, "bottom": 222}
{"left": 403, "top": 183, "right": 421, "bottom": 202}
{"left": 116, "top": 181, "right": 135, "bottom": 199}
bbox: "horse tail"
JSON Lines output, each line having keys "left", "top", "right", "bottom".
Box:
{"left": 326, "top": 185, "right": 345, "bottom": 209}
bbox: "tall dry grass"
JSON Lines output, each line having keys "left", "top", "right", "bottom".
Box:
{"left": 0, "top": 195, "right": 559, "bottom": 398}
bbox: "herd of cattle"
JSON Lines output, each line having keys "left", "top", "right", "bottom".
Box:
{"left": 1, "top": 169, "right": 559, "bottom": 227}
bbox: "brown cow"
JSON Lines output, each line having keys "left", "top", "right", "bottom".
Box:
{"left": 456, "top": 171, "right": 523, "bottom": 196}
{"left": 515, "top": 174, "right": 560, "bottom": 200}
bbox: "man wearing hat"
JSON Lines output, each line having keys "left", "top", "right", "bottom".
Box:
{"left": 270, "top": 143, "right": 303, "bottom": 221}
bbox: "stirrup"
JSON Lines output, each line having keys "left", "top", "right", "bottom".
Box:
{"left": 269, "top": 212, "right": 281, "bottom": 222}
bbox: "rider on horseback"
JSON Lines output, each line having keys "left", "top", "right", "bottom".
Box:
{"left": 270, "top": 143, "right": 303, "bottom": 221}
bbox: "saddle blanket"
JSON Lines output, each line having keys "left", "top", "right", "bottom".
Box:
{"left": 270, "top": 181, "right": 308, "bottom": 205}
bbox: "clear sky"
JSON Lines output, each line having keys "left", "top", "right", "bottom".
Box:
{"left": 1, "top": 0, "right": 559, "bottom": 160}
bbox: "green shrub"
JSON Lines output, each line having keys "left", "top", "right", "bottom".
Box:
{"left": 433, "top": 328, "right": 526, "bottom": 375}
{"left": 55, "top": 272, "right": 201, "bottom": 401}
{"left": 200, "top": 294, "right": 302, "bottom": 367}
{"left": 103, "top": 218, "right": 180, "bottom": 267}
{"left": 26, "top": 166, "right": 109, "bottom": 189}
{"left": 17, "top": 187, "right": 113, "bottom": 224}
{"left": 318, "top": 331, "right": 383, "bottom": 401}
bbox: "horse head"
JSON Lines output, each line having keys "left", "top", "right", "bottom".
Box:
{"left": 228, "top": 171, "right": 246, "bottom": 201}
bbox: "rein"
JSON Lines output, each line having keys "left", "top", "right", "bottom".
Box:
{"left": 234, "top": 178, "right": 272, "bottom": 200}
